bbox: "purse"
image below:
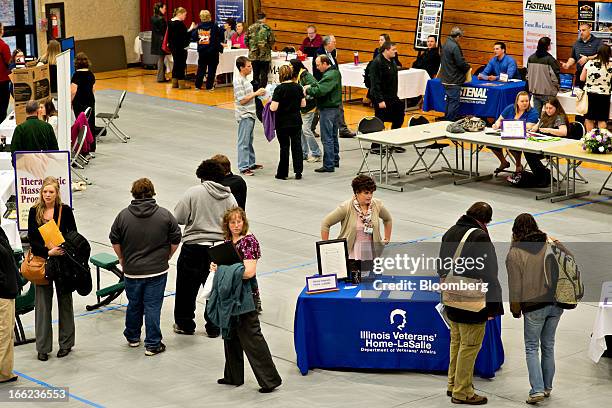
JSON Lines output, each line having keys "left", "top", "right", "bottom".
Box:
{"left": 441, "top": 228, "right": 487, "bottom": 313}
{"left": 162, "top": 28, "right": 171, "bottom": 54}
{"left": 575, "top": 88, "right": 588, "bottom": 116}
{"left": 20, "top": 206, "right": 63, "bottom": 285}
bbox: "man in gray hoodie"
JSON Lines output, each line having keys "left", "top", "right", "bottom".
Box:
{"left": 173, "top": 159, "right": 237, "bottom": 337}
{"left": 110, "top": 178, "right": 182, "bottom": 356}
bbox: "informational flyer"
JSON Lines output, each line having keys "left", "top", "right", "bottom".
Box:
{"left": 14, "top": 151, "right": 72, "bottom": 231}
{"left": 414, "top": 0, "right": 445, "bottom": 50}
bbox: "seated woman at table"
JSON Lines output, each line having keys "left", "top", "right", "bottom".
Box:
{"left": 506, "top": 213, "right": 565, "bottom": 404}
{"left": 513, "top": 97, "right": 568, "bottom": 187}
{"left": 231, "top": 22, "right": 247, "bottom": 49}
{"left": 491, "top": 91, "right": 539, "bottom": 174}
{"left": 321, "top": 175, "right": 392, "bottom": 261}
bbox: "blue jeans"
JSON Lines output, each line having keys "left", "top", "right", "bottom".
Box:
{"left": 237, "top": 117, "right": 256, "bottom": 172}
{"left": 301, "top": 111, "right": 321, "bottom": 158}
{"left": 444, "top": 84, "right": 461, "bottom": 121}
{"left": 523, "top": 305, "right": 564, "bottom": 396}
{"left": 124, "top": 273, "right": 168, "bottom": 349}
{"left": 319, "top": 107, "right": 340, "bottom": 170}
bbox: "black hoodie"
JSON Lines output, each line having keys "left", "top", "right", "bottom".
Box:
{"left": 192, "top": 21, "right": 223, "bottom": 54}
{"left": 109, "top": 198, "right": 182, "bottom": 276}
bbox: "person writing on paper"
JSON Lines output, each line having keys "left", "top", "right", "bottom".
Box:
{"left": 491, "top": 91, "right": 539, "bottom": 174}
{"left": 207, "top": 207, "right": 282, "bottom": 392}
{"left": 321, "top": 175, "right": 392, "bottom": 260}
{"left": 580, "top": 44, "right": 612, "bottom": 132}
{"left": 27, "top": 176, "right": 77, "bottom": 362}
{"left": 477, "top": 42, "right": 519, "bottom": 81}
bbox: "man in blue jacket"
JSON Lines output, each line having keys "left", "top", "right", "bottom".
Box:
{"left": 478, "top": 42, "right": 519, "bottom": 81}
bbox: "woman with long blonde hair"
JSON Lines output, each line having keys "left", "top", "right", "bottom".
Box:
{"left": 27, "top": 176, "right": 78, "bottom": 361}
{"left": 38, "top": 40, "right": 61, "bottom": 94}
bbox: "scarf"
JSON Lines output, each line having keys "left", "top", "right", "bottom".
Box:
{"left": 352, "top": 197, "right": 373, "bottom": 230}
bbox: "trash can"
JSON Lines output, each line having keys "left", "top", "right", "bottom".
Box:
{"left": 139, "top": 31, "right": 157, "bottom": 70}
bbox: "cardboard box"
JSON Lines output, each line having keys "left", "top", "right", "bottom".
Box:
{"left": 9, "top": 64, "right": 51, "bottom": 124}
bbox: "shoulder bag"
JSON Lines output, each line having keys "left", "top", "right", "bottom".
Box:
{"left": 20, "top": 206, "right": 63, "bottom": 285}
{"left": 575, "top": 88, "right": 588, "bottom": 116}
{"left": 441, "top": 227, "right": 487, "bottom": 313}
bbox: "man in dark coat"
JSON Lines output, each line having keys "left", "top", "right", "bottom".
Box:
{"left": 438, "top": 202, "right": 504, "bottom": 405}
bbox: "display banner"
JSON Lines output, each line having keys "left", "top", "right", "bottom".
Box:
{"left": 14, "top": 151, "right": 72, "bottom": 231}
{"left": 215, "top": 0, "right": 245, "bottom": 27}
{"left": 523, "top": 0, "right": 557, "bottom": 66}
{"left": 414, "top": 0, "right": 445, "bottom": 50}
{"left": 578, "top": 2, "right": 612, "bottom": 44}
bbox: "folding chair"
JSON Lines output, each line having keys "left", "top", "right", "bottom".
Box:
{"left": 71, "top": 125, "right": 91, "bottom": 185}
{"left": 356, "top": 116, "right": 399, "bottom": 177}
{"left": 96, "top": 90, "right": 129, "bottom": 143}
{"left": 406, "top": 115, "right": 454, "bottom": 179}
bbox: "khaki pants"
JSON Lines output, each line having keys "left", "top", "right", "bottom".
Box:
{"left": 448, "top": 320, "right": 486, "bottom": 400}
{"left": 0, "top": 298, "right": 15, "bottom": 381}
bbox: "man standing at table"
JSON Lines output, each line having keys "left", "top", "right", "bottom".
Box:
{"left": 438, "top": 202, "right": 504, "bottom": 405}
{"left": 245, "top": 12, "right": 275, "bottom": 89}
{"left": 369, "top": 42, "right": 404, "bottom": 153}
{"left": 314, "top": 35, "right": 356, "bottom": 138}
{"left": 477, "top": 42, "right": 519, "bottom": 81}
{"left": 299, "top": 25, "right": 322, "bottom": 58}
{"left": 304, "top": 55, "right": 342, "bottom": 173}
{"left": 0, "top": 23, "right": 11, "bottom": 124}
{"left": 563, "top": 22, "right": 602, "bottom": 89}
{"left": 438, "top": 27, "right": 471, "bottom": 121}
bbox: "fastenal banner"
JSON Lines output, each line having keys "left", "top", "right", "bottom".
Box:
{"left": 523, "top": 0, "right": 557, "bottom": 66}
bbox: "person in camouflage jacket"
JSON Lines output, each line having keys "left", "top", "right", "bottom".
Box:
{"left": 245, "top": 12, "right": 275, "bottom": 88}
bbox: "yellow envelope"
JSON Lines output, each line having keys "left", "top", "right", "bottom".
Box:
{"left": 38, "top": 219, "right": 65, "bottom": 248}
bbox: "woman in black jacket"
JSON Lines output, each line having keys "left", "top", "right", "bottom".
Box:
{"left": 27, "top": 176, "right": 77, "bottom": 362}
{"left": 167, "top": 7, "right": 195, "bottom": 89}
{"left": 151, "top": 2, "right": 168, "bottom": 83}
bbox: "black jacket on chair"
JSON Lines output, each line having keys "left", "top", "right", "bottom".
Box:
{"left": 437, "top": 215, "right": 504, "bottom": 323}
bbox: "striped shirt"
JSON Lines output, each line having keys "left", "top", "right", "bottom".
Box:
{"left": 233, "top": 75, "right": 256, "bottom": 121}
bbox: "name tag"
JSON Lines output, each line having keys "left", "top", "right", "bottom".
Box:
{"left": 499, "top": 73, "right": 509, "bottom": 82}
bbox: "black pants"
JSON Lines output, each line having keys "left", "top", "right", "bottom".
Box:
{"left": 525, "top": 152, "right": 550, "bottom": 185}
{"left": 174, "top": 243, "right": 218, "bottom": 334}
{"left": 276, "top": 126, "right": 303, "bottom": 178}
{"left": 172, "top": 49, "right": 188, "bottom": 80}
{"left": 372, "top": 98, "right": 404, "bottom": 148}
{"left": 251, "top": 60, "right": 270, "bottom": 89}
{"left": 0, "top": 81, "right": 9, "bottom": 124}
{"left": 195, "top": 52, "right": 219, "bottom": 89}
{"left": 222, "top": 310, "right": 282, "bottom": 389}
{"left": 73, "top": 103, "right": 96, "bottom": 152}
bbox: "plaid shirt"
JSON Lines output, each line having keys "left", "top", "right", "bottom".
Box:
{"left": 233, "top": 75, "right": 256, "bottom": 121}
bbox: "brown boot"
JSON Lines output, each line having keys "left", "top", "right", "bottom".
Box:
{"left": 451, "top": 393, "right": 488, "bottom": 405}
{"left": 178, "top": 80, "right": 191, "bottom": 89}
{"left": 171, "top": 78, "right": 179, "bottom": 88}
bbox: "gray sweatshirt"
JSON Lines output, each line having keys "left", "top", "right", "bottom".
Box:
{"left": 174, "top": 181, "right": 238, "bottom": 244}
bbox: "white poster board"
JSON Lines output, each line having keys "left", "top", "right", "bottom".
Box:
{"left": 56, "top": 50, "right": 72, "bottom": 151}
{"left": 14, "top": 151, "right": 72, "bottom": 231}
{"left": 523, "top": 0, "right": 557, "bottom": 66}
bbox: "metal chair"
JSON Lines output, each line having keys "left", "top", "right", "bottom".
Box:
{"left": 406, "top": 115, "right": 454, "bottom": 179}
{"left": 96, "top": 90, "right": 129, "bottom": 143}
{"left": 71, "top": 125, "right": 91, "bottom": 185}
{"left": 356, "top": 116, "right": 399, "bottom": 177}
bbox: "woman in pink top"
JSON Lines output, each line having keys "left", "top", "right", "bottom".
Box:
{"left": 231, "top": 22, "right": 247, "bottom": 49}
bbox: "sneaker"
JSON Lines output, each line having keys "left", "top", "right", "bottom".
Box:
{"left": 544, "top": 390, "right": 552, "bottom": 398}
{"left": 451, "top": 393, "right": 488, "bottom": 405}
{"left": 307, "top": 156, "right": 321, "bottom": 163}
{"left": 295, "top": 173, "right": 302, "bottom": 180}
{"left": 145, "top": 343, "right": 166, "bottom": 356}
{"left": 314, "top": 167, "right": 334, "bottom": 173}
{"left": 128, "top": 340, "right": 141, "bottom": 347}
{"left": 526, "top": 394, "right": 545, "bottom": 405}
{"left": 173, "top": 324, "right": 194, "bottom": 335}
{"left": 250, "top": 164, "right": 264, "bottom": 170}
{"left": 240, "top": 169, "right": 255, "bottom": 176}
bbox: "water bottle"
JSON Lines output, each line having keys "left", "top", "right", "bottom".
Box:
{"left": 354, "top": 51, "right": 359, "bottom": 65}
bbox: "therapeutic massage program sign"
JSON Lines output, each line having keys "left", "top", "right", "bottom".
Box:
{"left": 523, "top": 0, "right": 557, "bottom": 66}
{"left": 14, "top": 151, "right": 72, "bottom": 231}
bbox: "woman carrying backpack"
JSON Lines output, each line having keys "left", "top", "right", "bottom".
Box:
{"left": 506, "top": 213, "right": 567, "bottom": 405}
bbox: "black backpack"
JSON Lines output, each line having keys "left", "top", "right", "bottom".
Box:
{"left": 364, "top": 59, "right": 374, "bottom": 89}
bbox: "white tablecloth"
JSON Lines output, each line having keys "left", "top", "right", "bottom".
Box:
{"left": 232, "top": 52, "right": 313, "bottom": 84}
{"left": 589, "top": 281, "right": 612, "bottom": 363}
{"left": 338, "top": 63, "right": 430, "bottom": 99}
{"left": 187, "top": 44, "right": 248, "bottom": 76}
{"left": 557, "top": 91, "right": 612, "bottom": 118}
{"left": 0, "top": 114, "right": 16, "bottom": 145}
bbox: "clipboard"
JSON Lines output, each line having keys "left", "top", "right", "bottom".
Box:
{"left": 206, "top": 242, "right": 242, "bottom": 265}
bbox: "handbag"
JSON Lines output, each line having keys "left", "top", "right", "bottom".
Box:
{"left": 462, "top": 116, "right": 486, "bottom": 132}
{"left": 162, "top": 28, "right": 171, "bottom": 54}
{"left": 575, "top": 88, "right": 588, "bottom": 116}
{"left": 441, "top": 228, "right": 487, "bottom": 313}
{"left": 20, "top": 206, "right": 63, "bottom": 285}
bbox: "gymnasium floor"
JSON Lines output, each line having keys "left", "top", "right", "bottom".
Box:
{"left": 2, "top": 69, "right": 612, "bottom": 407}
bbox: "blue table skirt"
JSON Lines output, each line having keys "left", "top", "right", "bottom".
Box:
{"left": 294, "top": 277, "right": 504, "bottom": 378}
{"left": 423, "top": 76, "right": 526, "bottom": 119}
